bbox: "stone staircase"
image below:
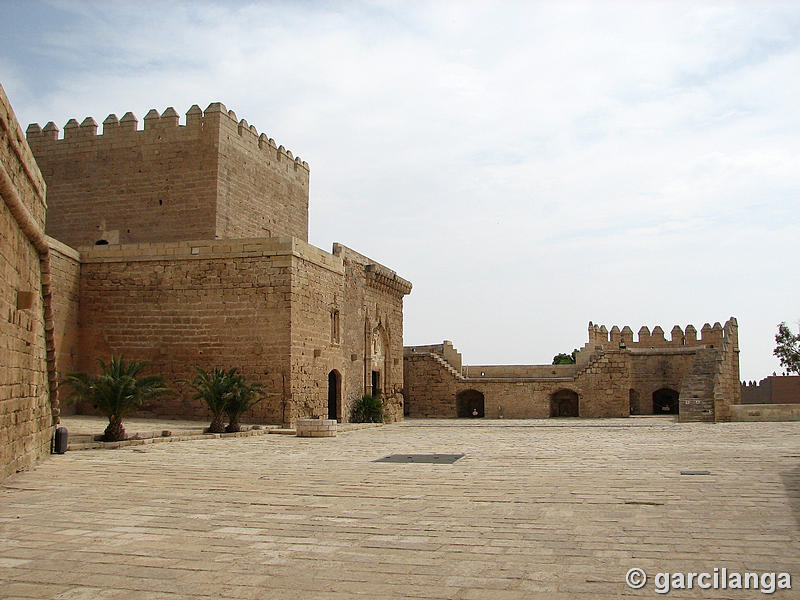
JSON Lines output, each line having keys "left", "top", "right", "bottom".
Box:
{"left": 678, "top": 348, "right": 719, "bottom": 422}
{"left": 427, "top": 352, "right": 465, "bottom": 380}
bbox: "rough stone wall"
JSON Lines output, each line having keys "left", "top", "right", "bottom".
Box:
{"left": 741, "top": 379, "right": 772, "bottom": 404}
{"left": 335, "top": 245, "right": 410, "bottom": 423}
{"left": 462, "top": 364, "right": 578, "bottom": 378}
{"left": 405, "top": 317, "right": 740, "bottom": 422}
{"left": 572, "top": 351, "right": 630, "bottom": 418}
{"left": 215, "top": 108, "right": 309, "bottom": 242}
{"left": 0, "top": 85, "right": 53, "bottom": 480}
{"left": 286, "top": 242, "right": 348, "bottom": 423}
{"left": 710, "top": 318, "right": 741, "bottom": 422}
{"left": 26, "top": 102, "right": 309, "bottom": 248}
{"left": 742, "top": 376, "right": 800, "bottom": 404}
{"left": 75, "top": 238, "right": 294, "bottom": 424}
{"left": 47, "top": 237, "right": 81, "bottom": 415}
{"left": 403, "top": 353, "right": 458, "bottom": 417}
{"left": 627, "top": 350, "right": 697, "bottom": 414}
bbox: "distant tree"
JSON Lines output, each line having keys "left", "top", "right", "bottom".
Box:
{"left": 553, "top": 350, "right": 578, "bottom": 365}
{"left": 774, "top": 322, "right": 800, "bottom": 374}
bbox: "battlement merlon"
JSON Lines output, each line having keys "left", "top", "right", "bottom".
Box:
{"left": 332, "top": 243, "right": 412, "bottom": 296}
{"left": 588, "top": 317, "right": 737, "bottom": 348}
{"left": 25, "top": 102, "right": 309, "bottom": 177}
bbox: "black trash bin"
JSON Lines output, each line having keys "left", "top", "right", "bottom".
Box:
{"left": 53, "top": 426, "right": 68, "bottom": 454}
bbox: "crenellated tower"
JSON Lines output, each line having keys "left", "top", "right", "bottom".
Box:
{"left": 26, "top": 103, "right": 309, "bottom": 247}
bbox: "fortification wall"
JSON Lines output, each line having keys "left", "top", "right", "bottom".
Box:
{"left": 463, "top": 364, "right": 579, "bottom": 378}
{"left": 627, "top": 349, "right": 698, "bottom": 414}
{"left": 742, "top": 376, "right": 800, "bottom": 404}
{"left": 46, "top": 237, "right": 81, "bottom": 416}
{"left": 710, "top": 318, "right": 740, "bottom": 422}
{"left": 403, "top": 353, "right": 458, "bottom": 417}
{"left": 215, "top": 107, "right": 309, "bottom": 242}
{"left": 0, "top": 84, "right": 53, "bottom": 479}
{"left": 404, "top": 317, "right": 739, "bottom": 421}
{"left": 587, "top": 321, "right": 723, "bottom": 349}
{"left": 404, "top": 341, "right": 462, "bottom": 371}
{"left": 335, "top": 244, "right": 411, "bottom": 423}
{"left": 75, "top": 238, "right": 298, "bottom": 423}
{"left": 26, "top": 102, "right": 309, "bottom": 248}
{"left": 286, "top": 244, "right": 347, "bottom": 424}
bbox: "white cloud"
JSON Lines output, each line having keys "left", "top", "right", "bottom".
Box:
{"left": 1, "top": 0, "right": 798, "bottom": 379}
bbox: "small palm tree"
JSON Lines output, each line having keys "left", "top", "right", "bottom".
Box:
{"left": 62, "top": 357, "right": 169, "bottom": 442}
{"left": 182, "top": 367, "right": 239, "bottom": 433}
{"left": 225, "top": 378, "right": 264, "bottom": 433}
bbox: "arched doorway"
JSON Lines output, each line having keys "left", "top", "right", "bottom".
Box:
{"left": 328, "top": 370, "right": 341, "bottom": 421}
{"left": 652, "top": 388, "right": 679, "bottom": 414}
{"left": 456, "top": 390, "right": 485, "bottom": 418}
{"left": 369, "top": 325, "right": 389, "bottom": 398}
{"left": 550, "top": 389, "right": 579, "bottom": 417}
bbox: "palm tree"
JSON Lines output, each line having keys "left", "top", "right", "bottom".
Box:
{"left": 182, "top": 367, "right": 239, "bottom": 433}
{"left": 62, "top": 357, "right": 169, "bottom": 442}
{"left": 225, "top": 378, "right": 264, "bottom": 433}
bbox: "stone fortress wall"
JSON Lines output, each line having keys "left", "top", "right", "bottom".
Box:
{"left": 26, "top": 103, "right": 309, "bottom": 248}
{"left": 25, "top": 101, "right": 411, "bottom": 428}
{"left": 741, "top": 376, "right": 800, "bottom": 405}
{"left": 0, "top": 85, "right": 55, "bottom": 479}
{"left": 404, "top": 318, "right": 740, "bottom": 422}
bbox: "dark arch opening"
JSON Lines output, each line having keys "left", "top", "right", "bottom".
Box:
{"left": 550, "top": 389, "right": 579, "bottom": 417}
{"left": 456, "top": 389, "right": 485, "bottom": 418}
{"left": 95, "top": 239, "right": 109, "bottom": 245}
{"left": 652, "top": 388, "right": 679, "bottom": 414}
{"left": 327, "top": 370, "right": 341, "bottom": 421}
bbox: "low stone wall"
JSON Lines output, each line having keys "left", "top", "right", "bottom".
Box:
{"left": 730, "top": 404, "right": 800, "bottom": 422}
{"left": 296, "top": 418, "right": 337, "bottom": 437}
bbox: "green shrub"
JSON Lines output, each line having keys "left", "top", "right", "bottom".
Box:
{"left": 351, "top": 394, "right": 384, "bottom": 423}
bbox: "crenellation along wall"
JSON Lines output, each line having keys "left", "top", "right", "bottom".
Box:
{"left": 587, "top": 321, "right": 725, "bottom": 348}
{"left": 405, "top": 317, "right": 739, "bottom": 421}
{"left": 0, "top": 84, "right": 53, "bottom": 480}
{"left": 215, "top": 106, "right": 309, "bottom": 243}
{"left": 741, "top": 376, "right": 800, "bottom": 404}
{"left": 26, "top": 102, "right": 309, "bottom": 249}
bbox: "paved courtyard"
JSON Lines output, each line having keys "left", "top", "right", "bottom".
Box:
{"left": 1, "top": 418, "right": 798, "bottom": 599}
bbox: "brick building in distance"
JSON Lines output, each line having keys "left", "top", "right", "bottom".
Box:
{"left": 24, "top": 101, "right": 411, "bottom": 428}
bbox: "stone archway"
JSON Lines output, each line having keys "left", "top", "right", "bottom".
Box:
{"left": 327, "top": 370, "right": 341, "bottom": 421}
{"left": 456, "top": 390, "right": 485, "bottom": 418}
{"left": 369, "top": 325, "right": 389, "bottom": 398}
{"left": 652, "top": 388, "right": 679, "bottom": 414}
{"left": 550, "top": 389, "right": 579, "bottom": 417}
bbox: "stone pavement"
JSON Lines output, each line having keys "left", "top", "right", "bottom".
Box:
{"left": 1, "top": 418, "right": 798, "bottom": 599}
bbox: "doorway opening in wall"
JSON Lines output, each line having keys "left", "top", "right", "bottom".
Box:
{"left": 456, "top": 389, "right": 485, "bottom": 418}
{"left": 371, "top": 371, "right": 381, "bottom": 398}
{"left": 652, "top": 388, "right": 679, "bottom": 414}
{"left": 328, "top": 370, "right": 340, "bottom": 421}
{"left": 629, "top": 389, "right": 640, "bottom": 415}
{"left": 550, "top": 389, "right": 579, "bottom": 417}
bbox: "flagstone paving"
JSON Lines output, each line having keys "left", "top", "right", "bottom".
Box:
{"left": 1, "top": 419, "right": 798, "bottom": 599}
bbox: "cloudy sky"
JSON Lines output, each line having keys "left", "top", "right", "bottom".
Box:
{"left": 2, "top": 1, "right": 798, "bottom": 381}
